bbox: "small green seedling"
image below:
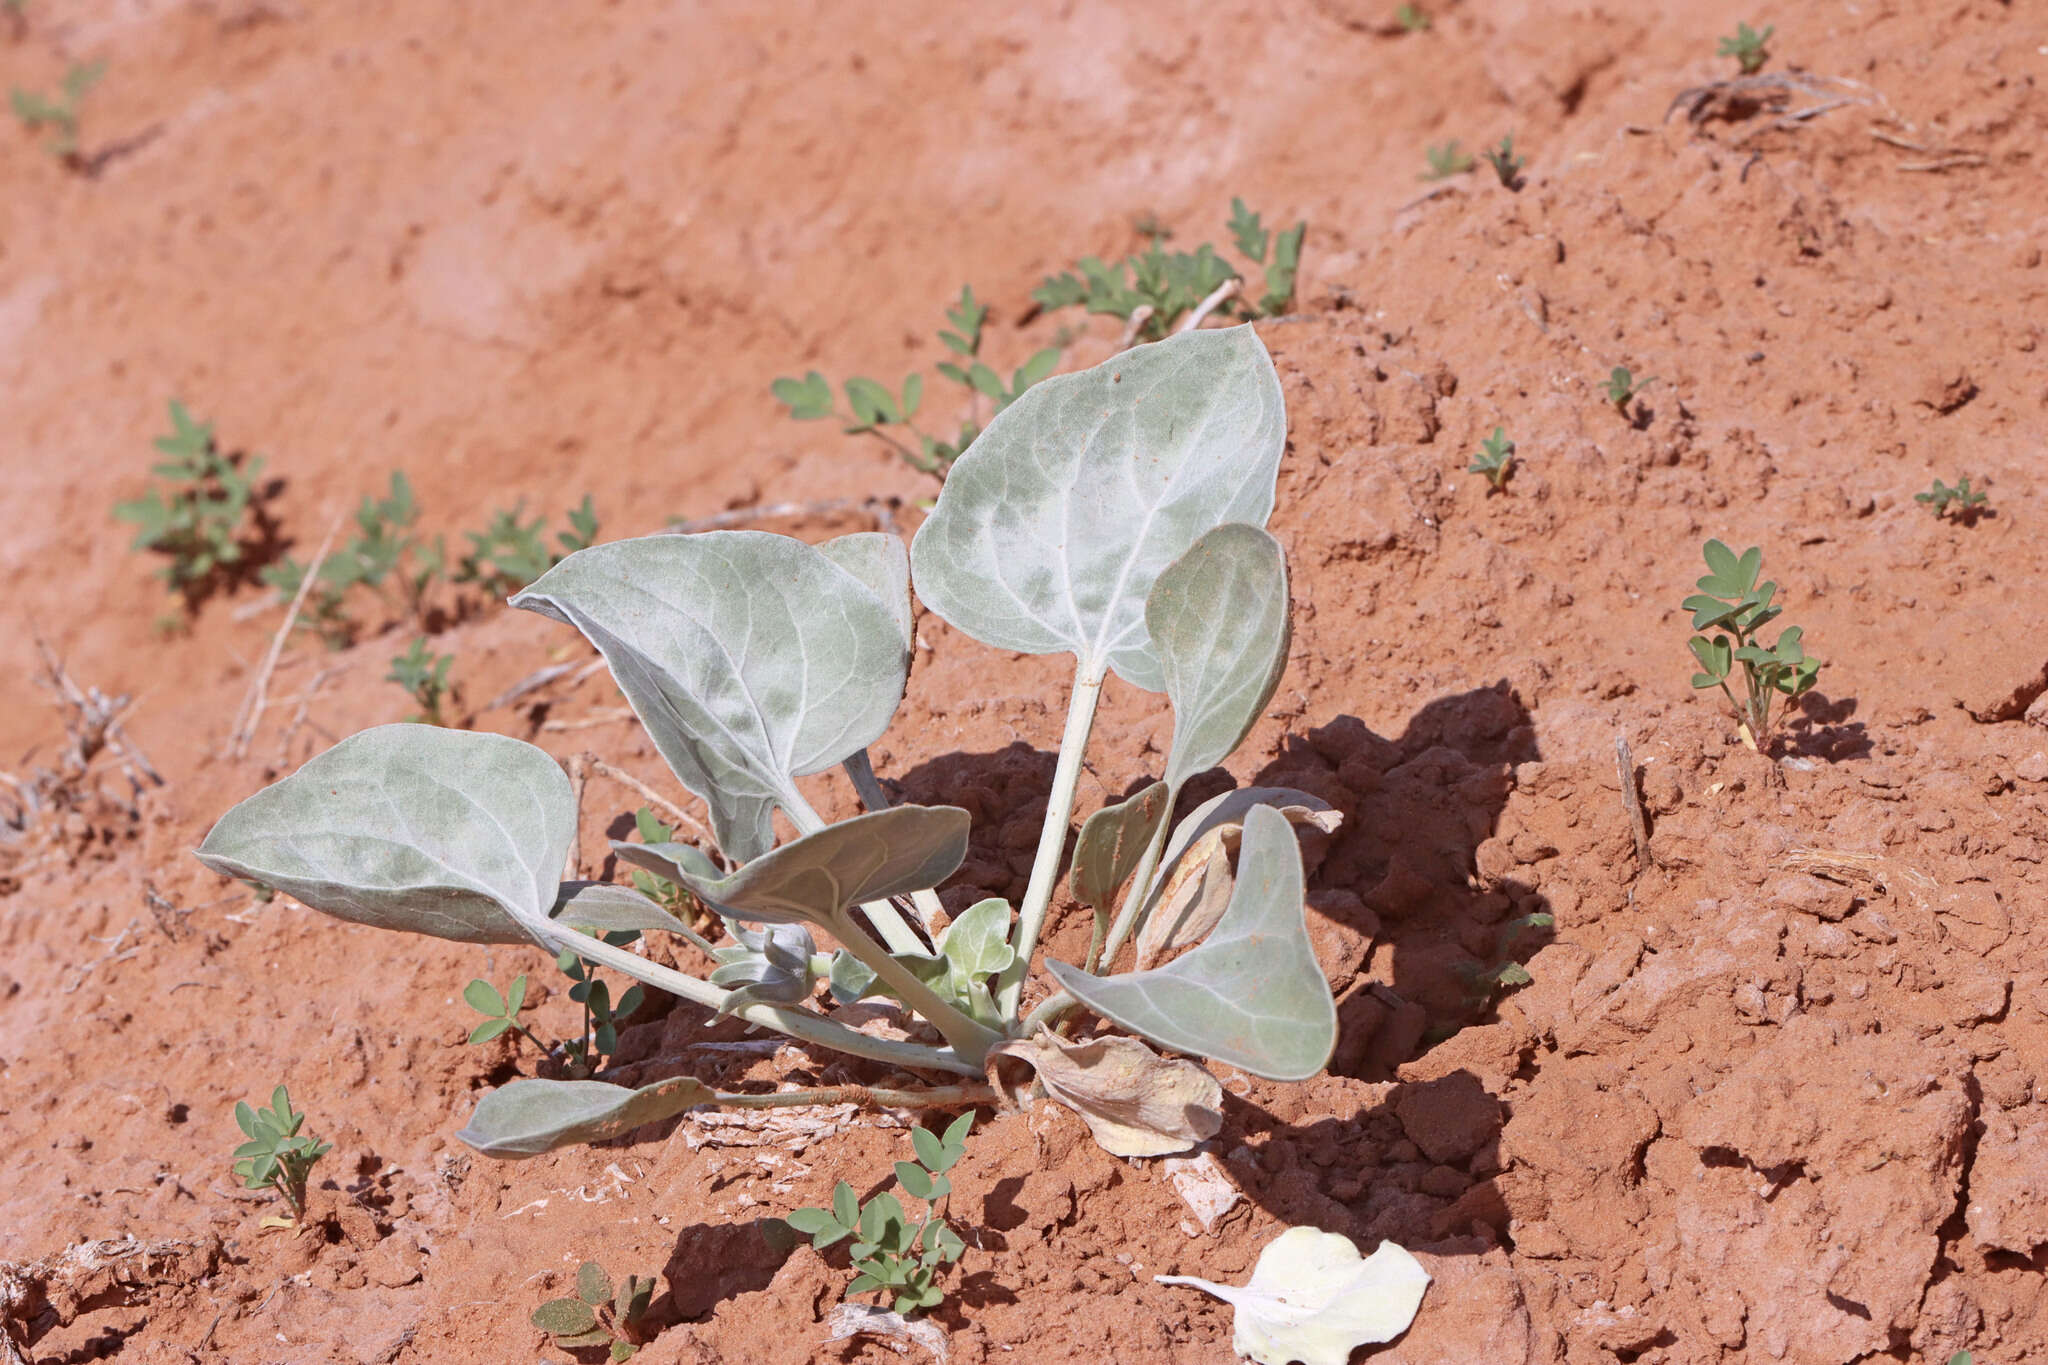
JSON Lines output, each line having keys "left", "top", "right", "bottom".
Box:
{"left": 262, "top": 471, "right": 445, "bottom": 648}
{"left": 625, "top": 807, "right": 705, "bottom": 928}
{"left": 1947, "top": 1354, "right": 1972, "bottom": 1365}
{"left": 462, "top": 974, "right": 551, "bottom": 1050}
{"left": 386, "top": 637, "right": 454, "bottom": 725}
{"left": 557, "top": 940, "right": 646, "bottom": 1078}
{"left": 1034, "top": 199, "right": 1306, "bottom": 340}
{"left": 1467, "top": 426, "right": 1515, "bottom": 491}
{"left": 1915, "top": 475, "right": 1988, "bottom": 522}
{"left": 786, "top": 1114, "right": 973, "bottom": 1316}
{"left": 1395, "top": 4, "right": 1430, "bottom": 32}
{"left": 231, "top": 1085, "right": 331, "bottom": 1230}
{"left": 532, "top": 1261, "right": 656, "bottom": 1362}
{"left": 114, "top": 400, "right": 271, "bottom": 603}
{"left": 1684, "top": 539, "right": 1821, "bottom": 749}
{"left": 457, "top": 495, "right": 599, "bottom": 595}
{"left": 1421, "top": 140, "right": 1474, "bottom": 181}
{"left": 1605, "top": 365, "right": 1653, "bottom": 415}
{"left": 1482, "top": 135, "right": 1524, "bottom": 188}
{"left": 1717, "top": 22, "right": 1773, "bottom": 75}
{"left": 10, "top": 59, "right": 100, "bottom": 162}
{"left": 776, "top": 285, "right": 1061, "bottom": 477}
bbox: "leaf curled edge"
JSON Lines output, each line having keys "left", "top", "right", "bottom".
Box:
{"left": 991, "top": 1031, "right": 1221, "bottom": 1158}
{"left": 457, "top": 1075, "right": 712, "bottom": 1159}
{"left": 1157, "top": 1226, "right": 1430, "bottom": 1365}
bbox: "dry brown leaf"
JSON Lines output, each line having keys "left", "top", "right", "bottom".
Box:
{"left": 1134, "top": 804, "right": 1342, "bottom": 969}
{"left": 992, "top": 1030, "right": 1222, "bottom": 1157}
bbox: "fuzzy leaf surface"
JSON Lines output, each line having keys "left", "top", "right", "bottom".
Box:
{"left": 1149, "top": 524, "right": 1290, "bottom": 791}
{"left": 194, "top": 724, "right": 572, "bottom": 943}
{"left": 1069, "top": 781, "right": 1168, "bottom": 912}
{"left": 910, "top": 326, "right": 1285, "bottom": 690}
{"left": 551, "top": 881, "right": 686, "bottom": 935}
{"left": 616, "top": 805, "right": 968, "bottom": 929}
{"left": 457, "top": 1075, "right": 712, "bottom": 1158}
{"left": 1050, "top": 804, "right": 1334, "bottom": 1080}
{"left": 511, "top": 532, "right": 908, "bottom": 861}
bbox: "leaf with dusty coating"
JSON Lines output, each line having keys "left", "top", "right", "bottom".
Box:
{"left": 993, "top": 1030, "right": 1222, "bottom": 1157}
{"left": 512, "top": 531, "right": 909, "bottom": 861}
{"left": 910, "top": 326, "right": 1286, "bottom": 690}
{"left": 613, "top": 805, "right": 969, "bottom": 930}
{"left": 1149, "top": 523, "right": 1290, "bottom": 792}
{"left": 457, "top": 1075, "right": 712, "bottom": 1158}
{"left": 1069, "top": 781, "right": 1169, "bottom": 912}
{"left": 551, "top": 881, "right": 687, "bottom": 935}
{"left": 194, "top": 724, "right": 573, "bottom": 944}
{"left": 817, "top": 531, "right": 913, "bottom": 656}
{"left": 1050, "top": 804, "right": 1335, "bottom": 1081}
{"left": 1157, "top": 1226, "right": 1430, "bottom": 1365}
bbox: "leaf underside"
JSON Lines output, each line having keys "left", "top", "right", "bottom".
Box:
{"left": 1149, "top": 523, "right": 1291, "bottom": 792}
{"left": 457, "top": 1075, "right": 713, "bottom": 1158}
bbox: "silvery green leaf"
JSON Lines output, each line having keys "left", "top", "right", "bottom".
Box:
{"left": 1048, "top": 803, "right": 1335, "bottom": 1081}
{"left": 910, "top": 326, "right": 1285, "bottom": 690}
{"left": 551, "top": 881, "right": 686, "bottom": 935}
{"left": 457, "top": 1074, "right": 713, "bottom": 1158}
{"left": 1138, "top": 786, "right": 1332, "bottom": 924}
{"left": 707, "top": 922, "right": 817, "bottom": 1010}
{"left": 936, "top": 897, "right": 1014, "bottom": 978}
{"left": 1069, "top": 781, "right": 1169, "bottom": 912}
{"left": 512, "top": 532, "right": 909, "bottom": 861}
{"left": 827, "top": 949, "right": 881, "bottom": 1004}
{"left": 619, "top": 805, "right": 969, "bottom": 929}
{"left": 817, "top": 531, "right": 913, "bottom": 655}
{"left": 1149, "top": 524, "right": 1290, "bottom": 792}
{"left": 194, "top": 724, "right": 572, "bottom": 944}
{"left": 613, "top": 840, "right": 722, "bottom": 890}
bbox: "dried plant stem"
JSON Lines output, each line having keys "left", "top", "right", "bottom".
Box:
{"left": 586, "top": 758, "right": 718, "bottom": 855}
{"left": 229, "top": 511, "right": 342, "bottom": 760}
{"left": 1116, "top": 305, "right": 1156, "bottom": 350}
{"left": 1178, "top": 277, "right": 1240, "bottom": 333}
{"left": 1615, "top": 735, "right": 1655, "bottom": 873}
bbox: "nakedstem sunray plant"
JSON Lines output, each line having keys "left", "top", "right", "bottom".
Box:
{"left": 195, "top": 326, "right": 1336, "bottom": 1162}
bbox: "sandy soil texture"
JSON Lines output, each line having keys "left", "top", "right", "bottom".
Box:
{"left": 3, "top": 1, "right": 2046, "bottom": 1362}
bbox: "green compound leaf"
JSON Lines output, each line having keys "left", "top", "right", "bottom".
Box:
{"left": 911, "top": 326, "right": 1286, "bottom": 691}
{"left": 457, "top": 1075, "right": 712, "bottom": 1159}
{"left": 1048, "top": 804, "right": 1335, "bottom": 1081}
{"left": 194, "top": 725, "right": 574, "bottom": 944}
{"left": 512, "top": 531, "right": 910, "bottom": 861}
{"left": 614, "top": 805, "right": 968, "bottom": 930}
{"left": 1150, "top": 523, "right": 1290, "bottom": 793}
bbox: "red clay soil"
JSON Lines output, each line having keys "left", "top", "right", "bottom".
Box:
{"left": 4, "top": 1, "right": 2047, "bottom": 1362}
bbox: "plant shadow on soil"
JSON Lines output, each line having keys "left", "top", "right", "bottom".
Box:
{"left": 599, "top": 683, "right": 1551, "bottom": 1325}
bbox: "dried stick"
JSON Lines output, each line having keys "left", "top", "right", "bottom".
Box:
{"left": 1178, "top": 278, "right": 1241, "bottom": 333}
{"left": 229, "top": 511, "right": 342, "bottom": 760}
{"left": 665, "top": 497, "right": 900, "bottom": 537}
{"left": 1116, "top": 305, "right": 1156, "bottom": 350}
{"left": 563, "top": 753, "right": 589, "bottom": 881}
{"left": 1615, "top": 736, "right": 1655, "bottom": 873}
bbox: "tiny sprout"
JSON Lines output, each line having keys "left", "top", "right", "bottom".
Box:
{"left": 1605, "top": 365, "right": 1654, "bottom": 415}
{"left": 386, "top": 637, "right": 454, "bottom": 725}
{"left": 1915, "top": 475, "right": 1988, "bottom": 522}
{"left": 1421, "top": 140, "right": 1474, "bottom": 181}
{"left": 1717, "top": 22, "right": 1773, "bottom": 75}
{"left": 1467, "top": 426, "right": 1515, "bottom": 492}
{"left": 1682, "top": 539, "right": 1821, "bottom": 749}
{"left": 785, "top": 1113, "right": 974, "bottom": 1316}
{"left": 1395, "top": 3, "right": 1429, "bottom": 32}
{"left": 9, "top": 59, "right": 101, "bottom": 163}
{"left": 1482, "top": 135, "right": 1524, "bottom": 189}
{"left": 231, "top": 1085, "right": 331, "bottom": 1229}
{"left": 532, "top": 1261, "right": 656, "bottom": 1361}
{"left": 462, "top": 974, "right": 548, "bottom": 1051}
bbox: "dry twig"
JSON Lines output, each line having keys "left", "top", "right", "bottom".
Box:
{"left": 228, "top": 510, "right": 342, "bottom": 760}
{"left": 1615, "top": 736, "right": 1656, "bottom": 873}
{"left": 585, "top": 757, "right": 723, "bottom": 866}
{"left": 666, "top": 498, "right": 901, "bottom": 537}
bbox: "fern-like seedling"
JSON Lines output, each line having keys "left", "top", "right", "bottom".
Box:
{"left": 1482, "top": 135, "right": 1525, "bottom": 188}
{"left": 1915, "top": 475, "right": 1987, "bottom": 522}
{"left": 231, "top": 1085, "right": 331, "bottom": 1230}
{"left": 386, "top": 637, "right": 454, "bottom": 724}
{"left": 785, "top": 1113, "right": 974, "bottom": 1316}
{"left": 1421, "top": 140, "right": 1474, "bottom": 181}
{"left": 10, "top": 59, "right": 101, "bottom": 162}
{"left": 1717, "top": 22, "right": 1773, "bottom": 75}
{"left": 113, "top": 399, "right": 270, "bottom": 602}
{"left": 1683, "top": 539, "right": 1821, "bottom": 749}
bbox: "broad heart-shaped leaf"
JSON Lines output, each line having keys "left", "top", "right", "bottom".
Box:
{"left": 511, "top": 531, "right": 909, "bottom": 862}
{"left": 615, "top": 805, "right": 968, "bottom": 929}
{"left": 457, "top": 1074, "right": 712, "bottom": 1158}
{"left": 1049, "top": 804, "right": 1335, "bottom": 1081}
{"left": 1149, "top": 524, "right": 1290, "bottom": 792}
{"left": 194, "top": 724, "right": 572, "bottom": 944}
{"left": 910, "top": 325, "right": 1286, "bottom": 691}
{"left": 551, "top": 881, "right": 686, "bottom": 935}
{"left": 1157, "top": 1227, "right": 1430, "bottom": 1365}
{"left": 817, "top": 532, "right": 913, "bottom": 655}
{"left": 1069, "top": 782, "right": 1168, "bottom": 911}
